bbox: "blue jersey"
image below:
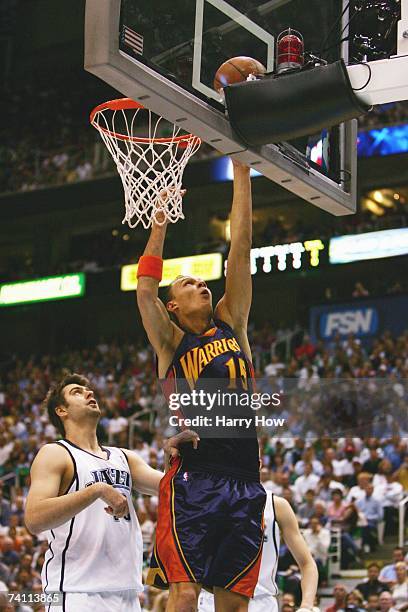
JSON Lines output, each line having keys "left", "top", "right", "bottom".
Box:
{"left": 163, "top": 319, "right": 260, "bottom": 481}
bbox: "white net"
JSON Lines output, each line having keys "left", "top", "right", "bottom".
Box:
{"left": 91, "top": 101, "right": 201, "bottom": 229}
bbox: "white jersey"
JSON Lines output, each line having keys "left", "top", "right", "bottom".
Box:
{"left": 41, "top": 440, "right": 143, "bottom": 594}
{"left": 255, "top": 490, "right": 280, "bottom": 598}
{"left": 198, "top": 490, "right": 280, "bottom": 612}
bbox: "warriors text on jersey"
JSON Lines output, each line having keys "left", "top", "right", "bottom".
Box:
{"left": 163, "top": 319, "right": 260, "bottom": 481}
{"left": 41, "top": 440, "right": 143, "bottom": 594}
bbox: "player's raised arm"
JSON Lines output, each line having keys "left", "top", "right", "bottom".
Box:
{"left": 215, "top": 160, "right": 252, "bottom": 356}
{"left": 25, "top": 444, "right": 129, "bottom": 534}
{"left": 136, "top": 214, "right": 180, "bottom": 358}
{"left": 274, "top": 496, "right": 319, "bottom": 610}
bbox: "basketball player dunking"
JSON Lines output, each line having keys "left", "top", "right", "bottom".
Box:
{"left": 24, "top": 373, "right": 195, "bottom": 612}
{"left": 137, "top": 160, "right": 317, "bottom": 612}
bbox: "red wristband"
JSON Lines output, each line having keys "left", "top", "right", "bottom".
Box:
{"left": 137, "top": 255, "right": 163, "bottom": 281}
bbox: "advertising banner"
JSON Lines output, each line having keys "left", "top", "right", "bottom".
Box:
{"left": 310, "top": 294, "right": 408, "bottom": 343}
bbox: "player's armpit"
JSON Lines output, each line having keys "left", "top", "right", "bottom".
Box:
{"left": 274, "top": 496, "right": 318, "bottom": 609}
{"left": 24, "top": 444, "right": 105, "bottom": 535}
{"left": 214, "top": 297, "right": 252, "bottom": 361}
{"left": 122, "top": 449, "right": 164, "bottom": 495}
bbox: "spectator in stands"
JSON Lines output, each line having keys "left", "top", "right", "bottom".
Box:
{"left": 347, "top": 459, "right": 364, "bottom": 489}
{"left": 378, "top": 591, "right": 399, "bottom": 612}
{"left": 264, "top": 354, "right": 285, "bottom": 377}
{"left": 356, "top": 483, "right": 384, "bottom": 552}
{"left": 341, "top": 590, "right": 365, "bottom": 612}
{"left": 317, "top": 472, "right": 346, "bottom": 503}
{"left": 303, "top": 517, "right": 331, "bottom": 584}
{"left": 260, "top": 466, "right": 276, "bottom": 492}
{"left": 366, "top": 594, "right": 380, "bottom": 612}
{"left": 271, "top": 453, "right": 290, "bottom": 477}
{"left": 373, "top": 460, "right": 404, "bottom": 535}
{"left": 293, "top": 462, "right": 320, "bottom": 499}
{"left": 327, "top": 489, "right": 360, "bottom": 568}
{"left": 281, "top": 592, "right": 296, "bottom": 608}
{"left": 394, "top": 454, "right": 408, "bottom": 491}
{"left": 325, "top": 584, "right": 347, "bottom": 612}
{"left": 379, "top": 548, "right": 406, "bottom": 586}
{"left": 383, "top": 436, "right": 404, "bottom": 472}
{"left": 347, "top": 472, "right": 373, "bottom": 502}
{"left": 332, "top": 446, "right": 356, "bottom": 487}
{"left": 10, "top": 495, "right": 25, "bottom": 524}
{"left": 0, "top": 536, "right": 19, "bottom": 569}
{"left": 18, "top": 552, "right": 41, "bottom": 586}
{"left": 288, "top": 438, "right": 306, "bottom": 468}
{"left": 356, "top": 563, "right": 390, "bottom": 600}
{"left": 391, "top": 562, "right": 408, "bottom": 609}
{"left": 282, "top": 485, "right": 297, "bottom": 511}
{"left": 363, "top": 448, "right": 383, "bottom": 475}
{"left": 0, "top": 483, "right": 11, "bottom": 526}
{"left": 294, "top": 334, "right": 316, "bottom": 360}
{"left": 327, "top": 489, "right": 348, "bottom": 521}
{"left": 352, "top": 282, "right": 370, "bottom": 298}
{"left": 0, "top": 555, "right": 11, "bottom": 584}
{"left": 295, "top": 447, "right": 324, "bottom": 477}
{"left": 298, "top": 490, "right": 318, "bottom": 526}
{"left": 313, "top": 500, "right": 329, "bottom": 527}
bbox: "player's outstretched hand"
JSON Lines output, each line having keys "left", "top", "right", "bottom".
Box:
{"left": 99, "top": 483, "right": 129, "bottom": 518}
{"left": 153, "top": 188, "right": 187, "bottom": 226}
{"left": 163, "top": 429, "right": 200, "bottom": 459}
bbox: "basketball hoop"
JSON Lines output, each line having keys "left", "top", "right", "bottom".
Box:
{"left": 90, "top": 98, "right": 201, "bottom": 229}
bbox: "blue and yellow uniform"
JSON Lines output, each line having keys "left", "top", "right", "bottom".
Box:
{"left": 148, "top": 319, "right": 266, "bottom": 598}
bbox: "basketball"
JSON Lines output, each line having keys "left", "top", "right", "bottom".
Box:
{"left": 213, "top": 56, "right": 266, "bottom": 93}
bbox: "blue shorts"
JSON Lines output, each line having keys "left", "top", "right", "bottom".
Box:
{"left": 147, "top": 458, "right": 266, "bottom": 598}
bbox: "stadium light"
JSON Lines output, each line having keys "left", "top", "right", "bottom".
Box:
{"left": 121, "top": 253, "right": 223, "bottom": 291}
{"left": 0, "top": 274, "right": 86, "bottom": 307}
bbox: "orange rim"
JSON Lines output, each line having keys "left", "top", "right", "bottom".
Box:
{"left": 90, "top": 98, "right": 201, "bottom": 145}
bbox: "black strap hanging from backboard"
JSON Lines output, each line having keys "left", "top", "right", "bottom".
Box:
{"left": 224, "top": 60, "right": 370, "bottom": 146}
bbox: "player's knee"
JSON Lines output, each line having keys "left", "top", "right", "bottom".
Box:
{"left": 231, "top": 603, "right": 248, "bottom": 612}
{"left": 169, "top": 583, "right": 199, "bottom": 612}
{"left": 214, "top": 587, "right": 249, "bottom": 612}
{"left": 221, "top": 599, "right": 248, "bottom": 612}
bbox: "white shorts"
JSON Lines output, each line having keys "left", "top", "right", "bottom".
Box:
{"left": 49, "top": 590, "right": 141, "bottom": 612}
{"left": 198, "top": 590, "right": 278, "bottom": 612}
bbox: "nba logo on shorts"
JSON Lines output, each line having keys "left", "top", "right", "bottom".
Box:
{"left": 183, "top": 472, "right": 189, "bottom": 482}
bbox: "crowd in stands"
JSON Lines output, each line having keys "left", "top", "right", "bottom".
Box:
{"left": 1, "top": 65, "right": 408, "bottom": 197}
{"left": 358, "top": 102, "right": 408, "bottom": 131}
{"left": 0, "top": 72, "right": 217, "bottom": 196}
{"left": 0, "top": 325, "right": 407, "bottom": 610}
{"left": 324, "top": 571, "right": 408, "bottom": 612}
{"left": 2, "top": 194, "right": 408, "bottom": 286}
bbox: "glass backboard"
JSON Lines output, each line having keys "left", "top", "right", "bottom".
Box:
{"left": 85, "top": 0, "right": 357, "bottom": 216}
